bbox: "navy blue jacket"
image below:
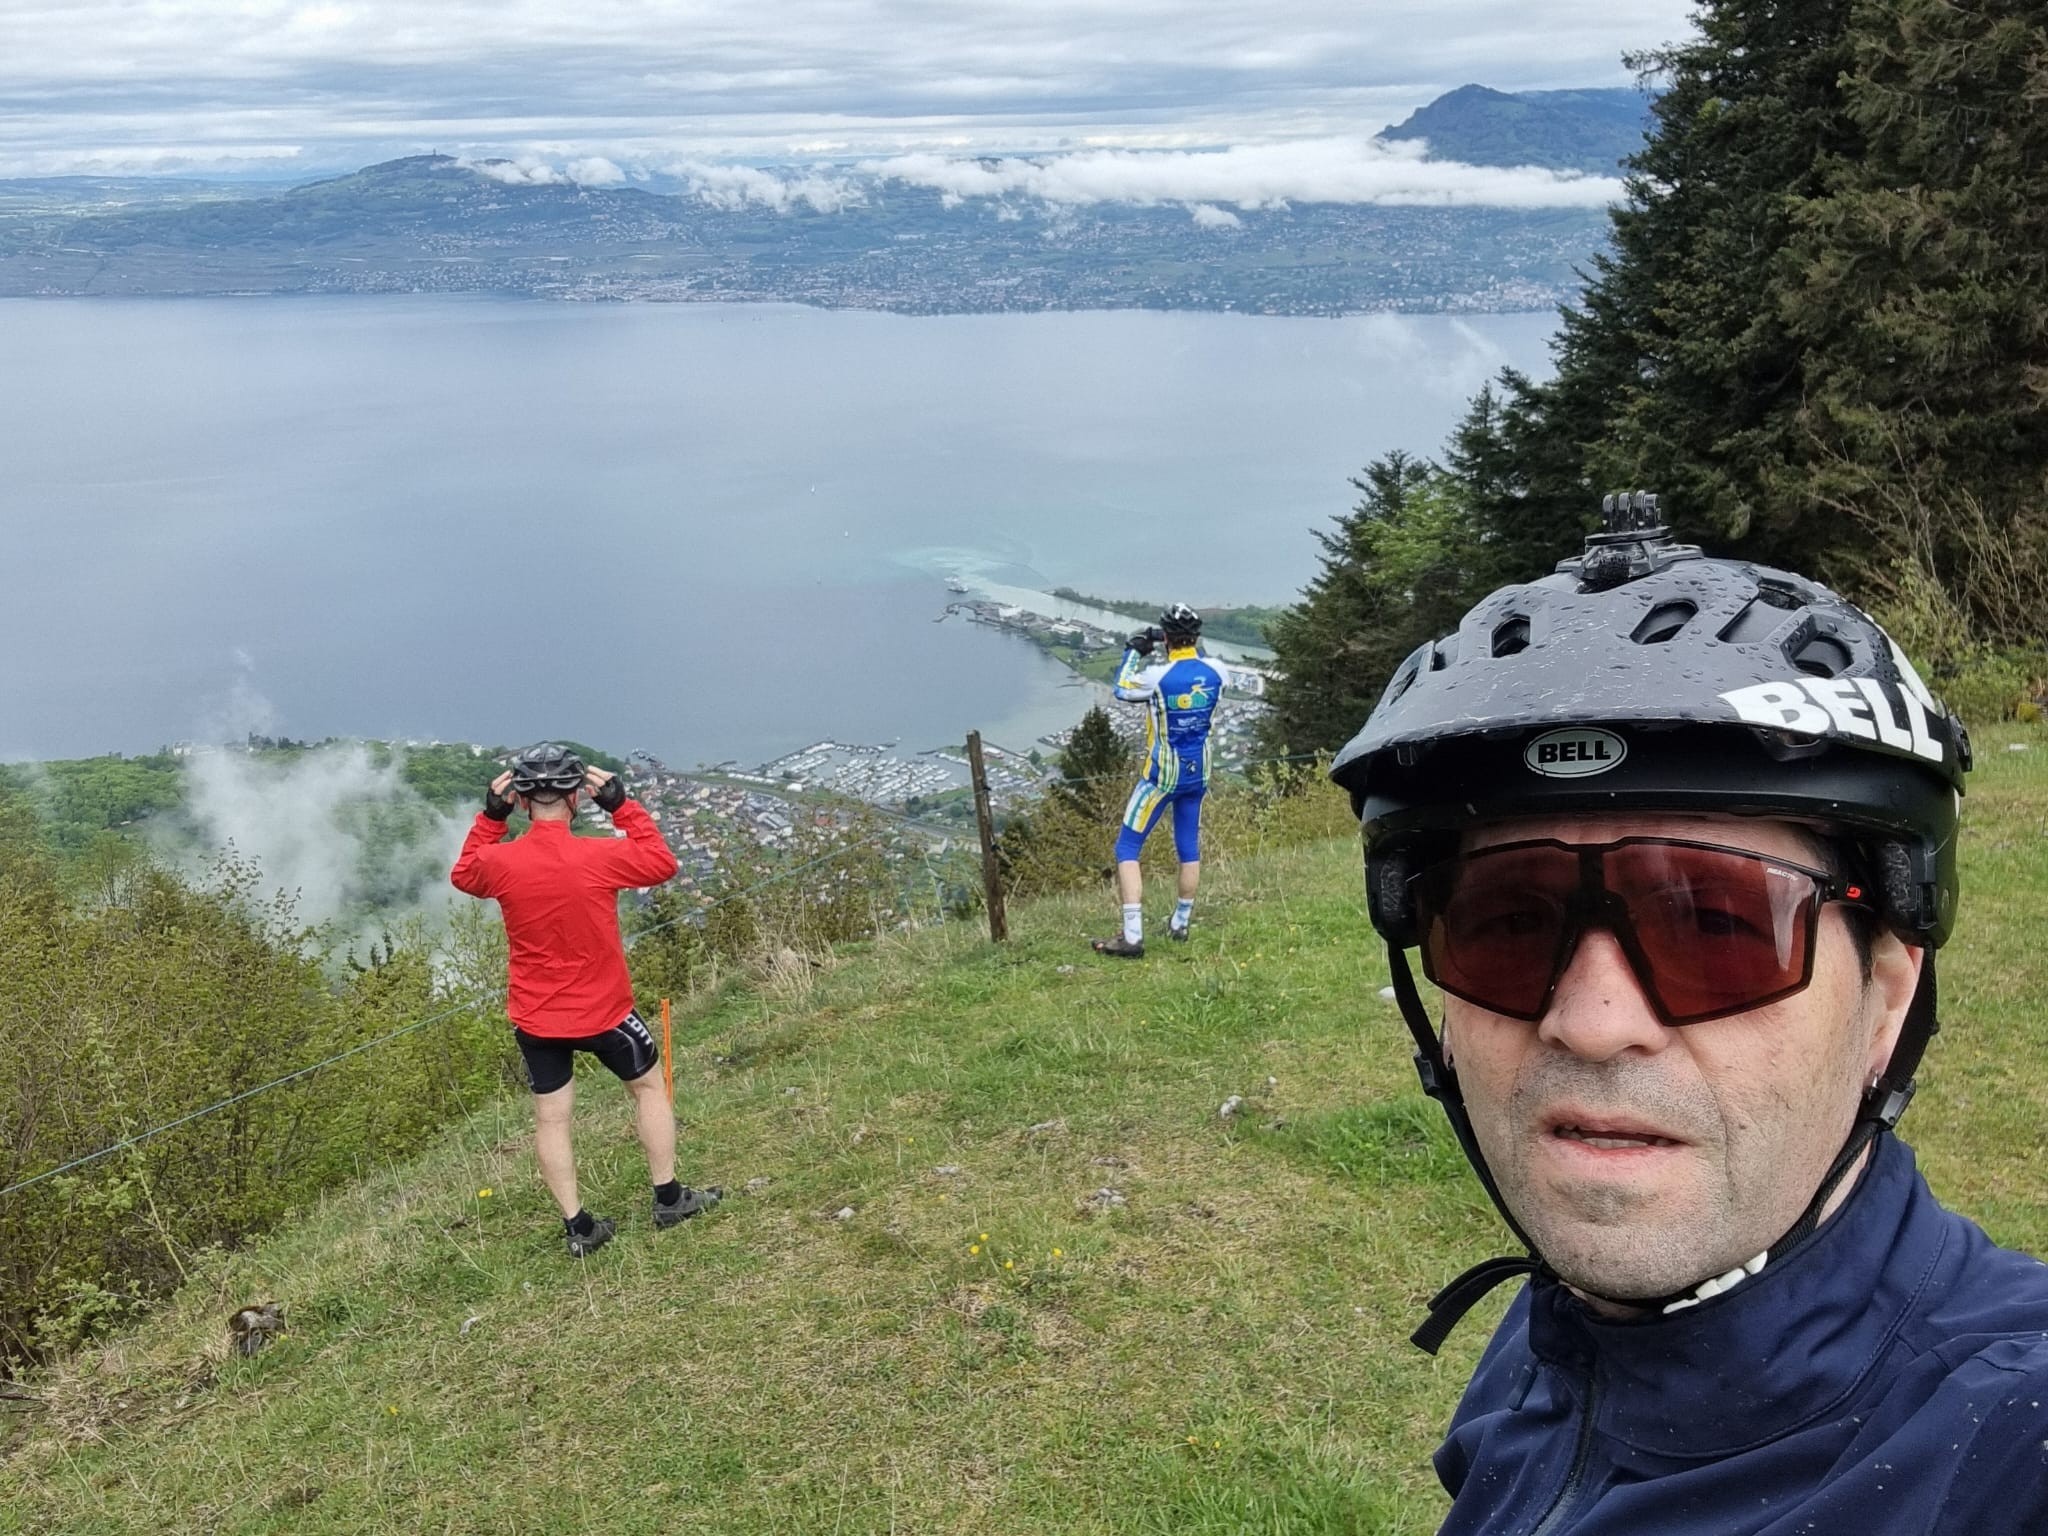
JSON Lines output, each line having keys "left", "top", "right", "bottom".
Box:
{"left": 1437, "top": 1134, "right": 2048, "bottom": 1534}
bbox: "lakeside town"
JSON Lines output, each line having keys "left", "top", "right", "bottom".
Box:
{"left": 602, "top": 593, "right": 1278, "bottom": 887}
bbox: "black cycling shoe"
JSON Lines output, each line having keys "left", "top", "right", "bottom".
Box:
{"left": 1167, "top": 923, "right": 1191, "bottom": 943}
{"left": 653, "top": 1185, "right": 724, "bottom": 1230}
{"left": 1091, "top": 934, "right": 1146, "bottom": 959}
{"left": 566, "top": 1215, "right": 616, "bottom": 1259}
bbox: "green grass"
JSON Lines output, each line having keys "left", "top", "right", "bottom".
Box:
{"left": 4, "top": 724, "right": 2044, "bottom": 1535}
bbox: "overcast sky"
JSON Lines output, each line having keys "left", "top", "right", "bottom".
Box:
{"left": 0, "top": 0, "right": 1695, "bottom": 201}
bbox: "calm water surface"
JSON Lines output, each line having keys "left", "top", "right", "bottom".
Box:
{"left": 3, "top": 299, "right": 1555, "bottom": 766}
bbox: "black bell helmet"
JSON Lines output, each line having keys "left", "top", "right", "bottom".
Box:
{"left": 1160, "top": 603, "right": 1202, "bottom": 639}
{"left": 509, "top": 742, "right": 587, "bottom": 796}
{"left": 1331, "top": 492, "right": 1969, "bottom": 950}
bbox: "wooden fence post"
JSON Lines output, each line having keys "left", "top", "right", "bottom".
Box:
{"left": 966, "top": 731, "right": 1009, "bottom": 942}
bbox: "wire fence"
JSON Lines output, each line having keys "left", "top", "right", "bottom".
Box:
{"left": 0, "top": 744, "right": 1337, "bottom": 1204}
{"left": 0, "top": 826, "right": 897, "bottom": 1203}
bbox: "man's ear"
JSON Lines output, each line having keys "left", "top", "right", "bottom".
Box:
{"left": 1865, "top": 934, "right": 1926, "bottom": 1079}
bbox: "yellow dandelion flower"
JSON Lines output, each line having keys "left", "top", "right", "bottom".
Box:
{"left": 969, "top": 1244, "right": 980, "bottom": 1255}
{"left": 979, "top": 1232, "right": 988, "bottom": 1241}
{"left": 1052, "top": 1248, "right": 1063, "bottom": 1258}
{"left": 1004, "top": 1259, "right": 1014, "bottom": 1270}
{"left": 1212, "top": 1440, "right": 1221, "bottom": 1449}
{"left": 387, "top": 1406, "right": 398, "bottom": 1416}
{"left": 478, "top": 1188, "right": 492, "bottom": 1199}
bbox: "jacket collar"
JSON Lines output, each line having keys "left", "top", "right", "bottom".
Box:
{"left": 1525, "top": 1133, "right": 1948, "bottom": 1458}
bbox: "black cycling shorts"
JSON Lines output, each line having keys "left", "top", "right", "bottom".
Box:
{"left": 514, "top": 1010, "right": 660, "bottom": 1096}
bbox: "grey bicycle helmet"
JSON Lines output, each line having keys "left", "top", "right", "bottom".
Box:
{"left": 1329, "top": 492, "right": 1972, "bottom": 1350}
{"left": 509, "top": 742, "right": 587, "bottom": 796}
{"left": 1160, "top": 603, "right": 1202, "bottom": 639}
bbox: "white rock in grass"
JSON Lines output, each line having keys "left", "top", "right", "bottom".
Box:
{"left": 833, "top": 1206, "right": 856, "bottom": 1222}
{"left": 1219, "top": 1096, "right": 1245, "bottom": 1119}
{"left": 932, "top": 1164, "right": 964, "bottom": 1177}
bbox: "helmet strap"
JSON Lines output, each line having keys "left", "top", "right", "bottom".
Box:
{"left": 1390, "top": 946, "right": 1940, "bottom": 1355}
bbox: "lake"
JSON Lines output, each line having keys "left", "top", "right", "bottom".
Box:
{"left": 2, "top": 299, "right": 1556, "bottom": 767}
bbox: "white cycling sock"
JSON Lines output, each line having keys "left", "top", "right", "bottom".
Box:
{"left": 1173, "top": 898, "right": 1194, "bottom": 930}
{"left": 1122, "top": 904, "right": 1143, "bottom": 945}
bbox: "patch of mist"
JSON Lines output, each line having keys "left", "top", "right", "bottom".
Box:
{"left": 164, "top": 742, "right": 474, "bottom": 948}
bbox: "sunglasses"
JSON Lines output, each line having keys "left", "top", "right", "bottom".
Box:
{"left": 1411, "top": 837, "right": 1873, "bottom": 1026}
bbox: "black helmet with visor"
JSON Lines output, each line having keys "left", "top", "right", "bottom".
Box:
{"left": 1329, "top": 492, "right": 1971, "bottom": 1350}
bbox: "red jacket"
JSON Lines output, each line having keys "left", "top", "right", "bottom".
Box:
{"left": 449, "top": 800, "right": 679, "bottom": 1038}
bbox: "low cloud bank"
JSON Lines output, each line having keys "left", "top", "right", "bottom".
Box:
{"left": 860, "top": 138, "right": 1621, "bottom": 211}
{"left": 463, "top": 154, "right": 627, "bottom": 187}
{"left": 663, "top": 159, "right": 862, "bottom": 213}
{"left": 451, "top": 137, "right": 1620, "bottom": 217}
{"left": 170, "top": 744, "right": 470, "bottom": 938}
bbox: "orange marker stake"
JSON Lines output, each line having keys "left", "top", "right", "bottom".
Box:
{"left": 661, "top": 997, "right": 673, "bottom": 1103}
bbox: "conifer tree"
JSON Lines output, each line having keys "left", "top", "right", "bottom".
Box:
{"left": 1051, "top": 705, "right": 1133, "bottom": 818}
{"left": 1261, "top": 453, "right": 1479, "bottom": 755}
{"left": 1452, "top": 0, "right": 1864, "bottom": 578}
{"left": 1779, "top": 0, "right": 2048, "bottom": 643}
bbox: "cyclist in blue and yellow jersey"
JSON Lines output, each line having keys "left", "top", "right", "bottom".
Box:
{"left": 1092, "top": 603, "right": 1225, "bottom": 958}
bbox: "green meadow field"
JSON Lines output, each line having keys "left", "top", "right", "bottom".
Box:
{"left": 4, "top": 726, "right": 2043, "bottom": 1535}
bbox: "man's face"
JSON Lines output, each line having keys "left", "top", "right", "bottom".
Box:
{"left": 1438, "top": 811, "right": 1918, "bottom": 1302}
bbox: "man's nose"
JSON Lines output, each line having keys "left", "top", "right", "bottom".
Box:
{"left": 1535, "top": 925, "right": 1672, "bottom": 1062}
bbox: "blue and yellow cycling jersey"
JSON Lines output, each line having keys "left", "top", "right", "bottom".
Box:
{"left": 1113, "top": 644, "right": 1226, "bottom": 792}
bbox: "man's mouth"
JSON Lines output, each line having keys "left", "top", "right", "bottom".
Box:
{"left": 1545, "top": 1113, "right": 1685, "bottom": 1151}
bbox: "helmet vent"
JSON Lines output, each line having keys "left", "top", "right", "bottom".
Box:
{"left": 1490, "top": 618, "right": 1530, "bottom": 657}
{"left": 1629, "top": 600, "right": 1697, "bottom": 645}
{"left": 1718, "top": 598, "right": 1793, "bottom": 646}
{"left": 1792, "top": 634, "right": 1854, "bottom": 679}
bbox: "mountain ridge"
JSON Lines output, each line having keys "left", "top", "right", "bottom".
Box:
{"left": 1377, "top": 83, "right": 1652, "bottom": 175}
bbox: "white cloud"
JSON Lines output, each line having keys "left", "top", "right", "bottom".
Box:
{"left": 0, "top": 144, "right": 308, "bottom": 178}
{"left": 172, "top": 743, "right": 469, "bottom": 934}
{"left": 862, "top": 139, "right": 1621, "bottom": 211}
{"left": 459, "top": 154, "right": 627, "bottom": 187}
{"left": 666, "top": 160, "right": 862, "bottom": 213}
{"left": 1189, "top": 202, "right": 1241, "bottom": 228}
{"left": 565, "top": 155, "right": 625, "bottom": 187}
{"left": 467, "top": 156, "right": 564, "bottom": 185}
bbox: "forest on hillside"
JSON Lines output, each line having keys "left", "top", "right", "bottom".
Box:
{"left": 1263, "top": 0, "right": 2048, "bottom": 755}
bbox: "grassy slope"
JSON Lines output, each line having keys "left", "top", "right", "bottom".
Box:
{"left": 5, "top": 726, "right": 2044, "bottom": 1536}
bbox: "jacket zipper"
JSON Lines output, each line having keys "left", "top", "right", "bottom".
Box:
{"left": 1527, "top": 1369, "right": 1598, "bottom": 1536}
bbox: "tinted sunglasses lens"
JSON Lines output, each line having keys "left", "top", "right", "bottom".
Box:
{"left": 1416, "top": 845, "right": 1578, "bottom": 1019}
{"left": 1606, "top": 843, "right": 1819, "bottom": 1021}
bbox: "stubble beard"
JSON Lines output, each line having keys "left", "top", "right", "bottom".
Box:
{"left": 1482, "top": 1053, "right": 1742, "bottom": 1301}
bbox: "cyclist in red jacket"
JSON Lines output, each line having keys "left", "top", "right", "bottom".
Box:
{"left": 452, "top": 742, "right": 719, "bottom": 1257}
